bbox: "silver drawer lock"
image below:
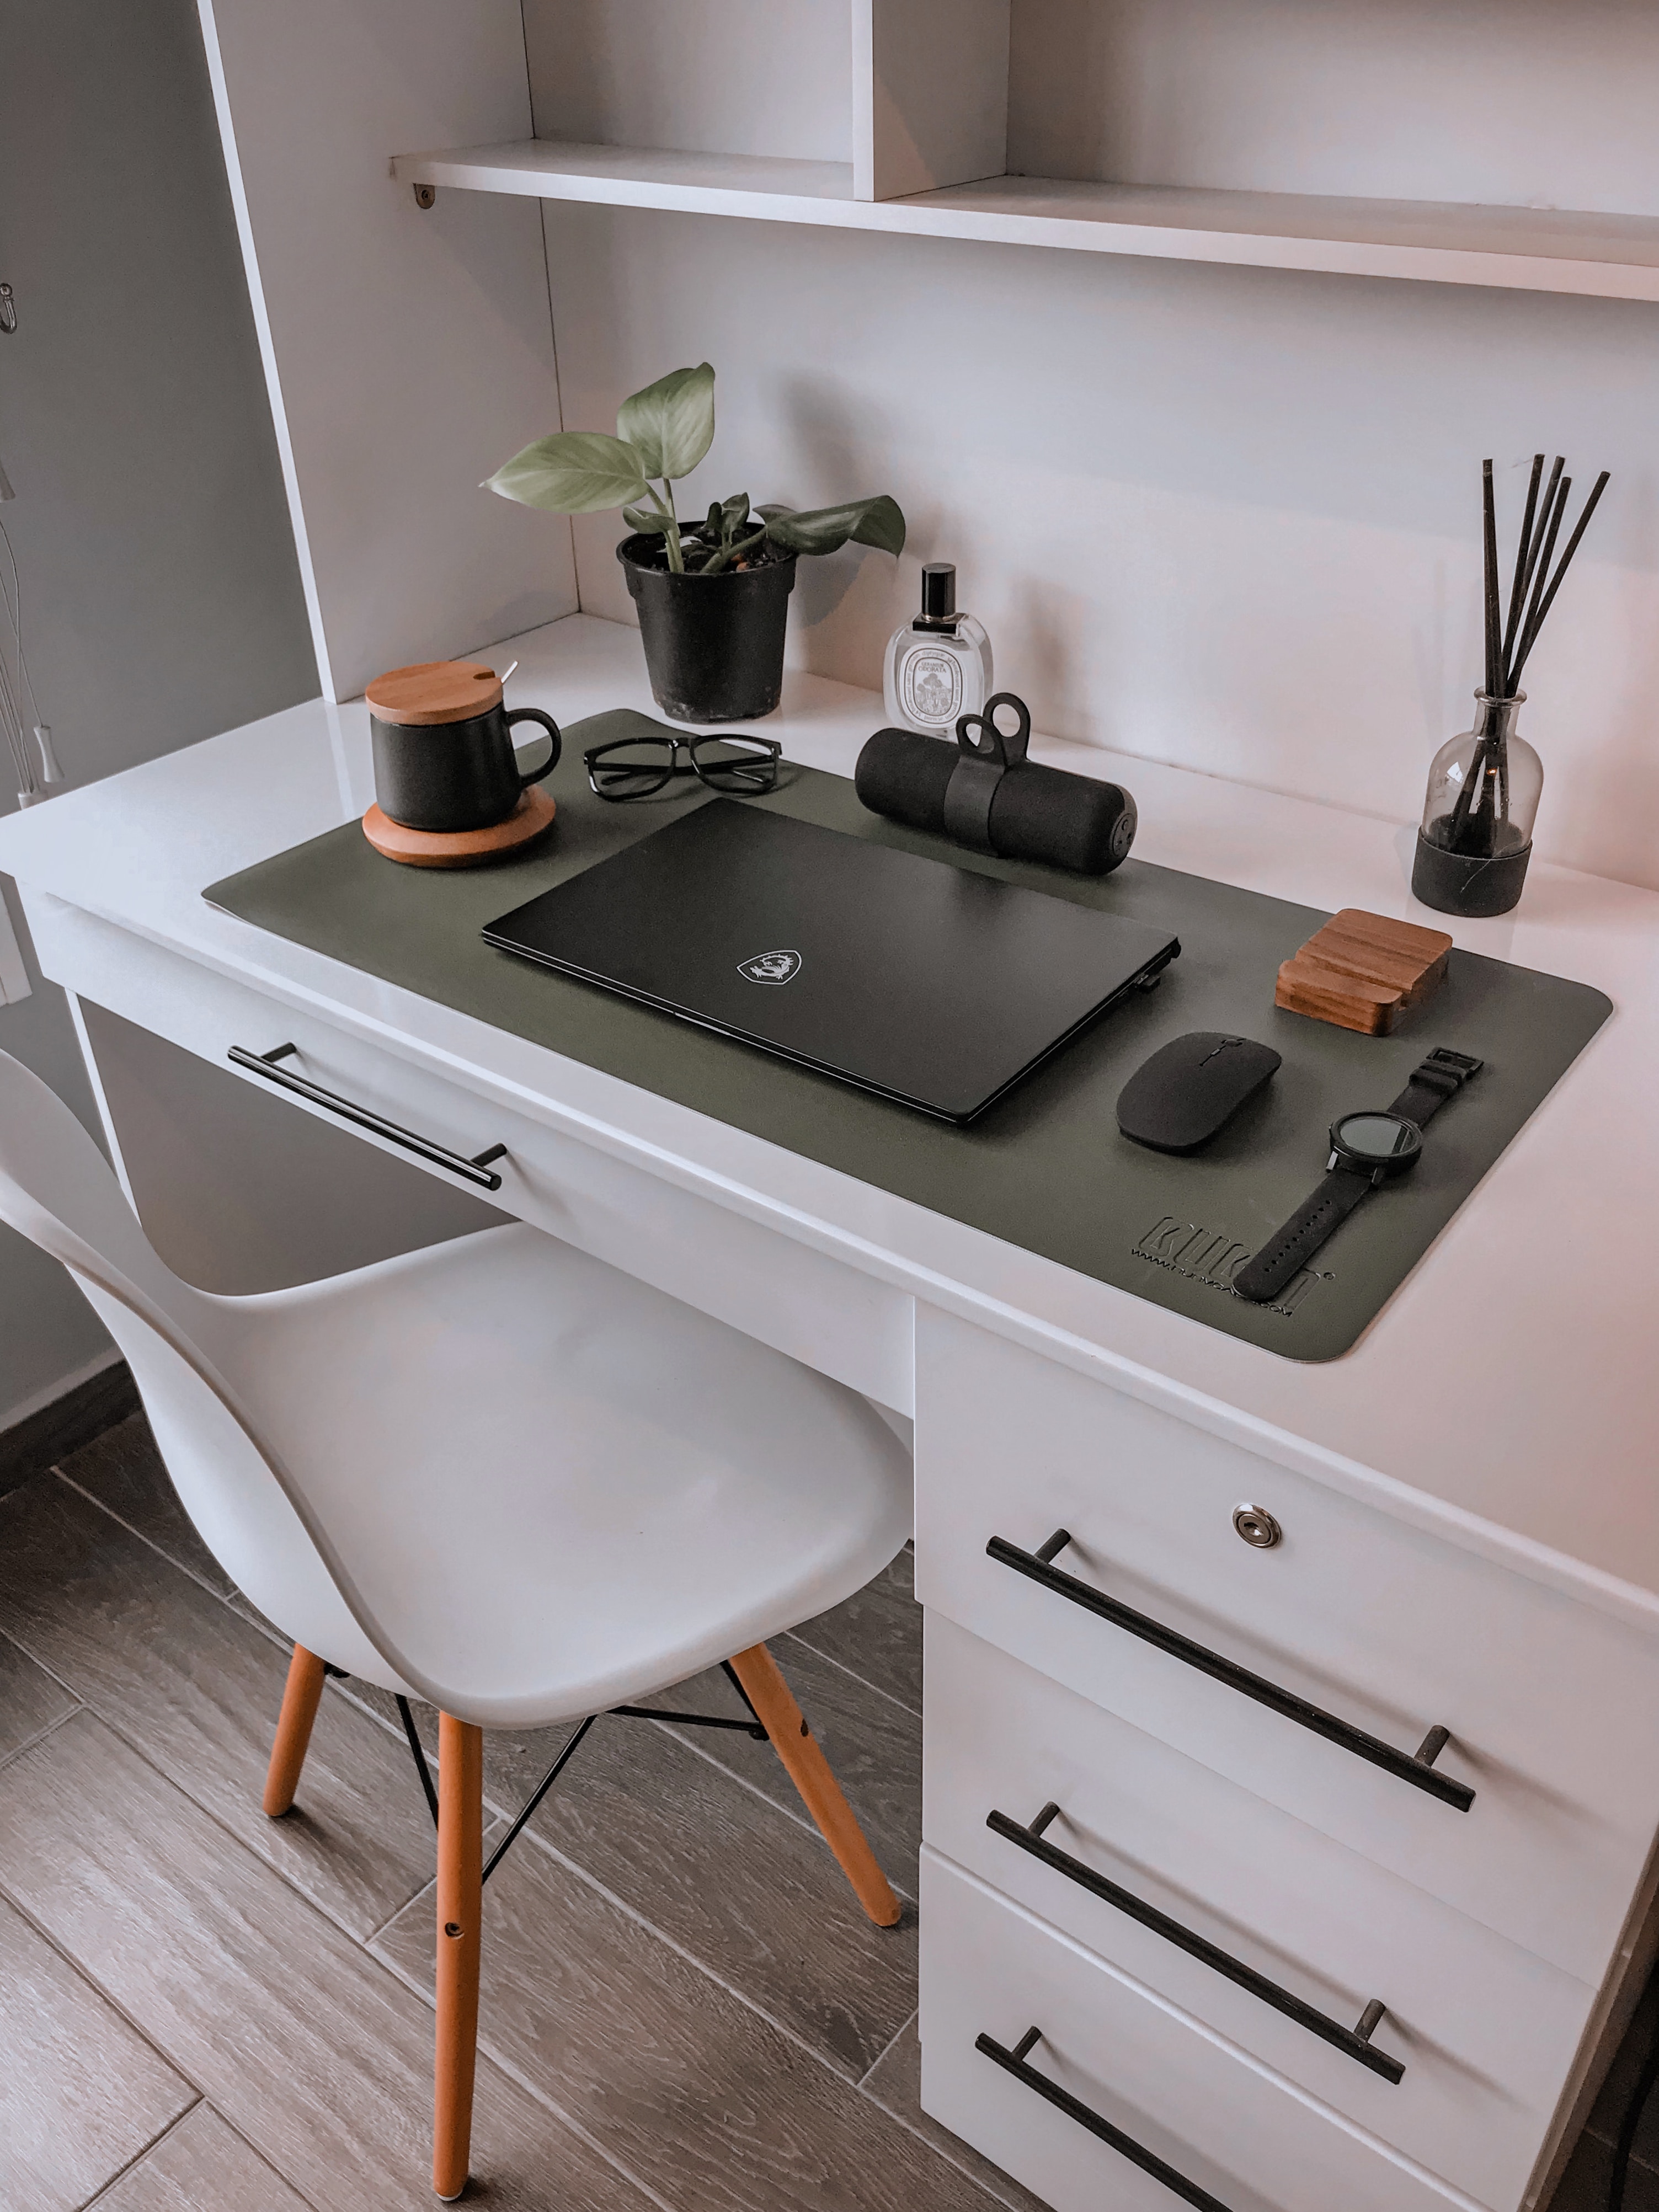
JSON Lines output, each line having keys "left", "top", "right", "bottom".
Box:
{"left": 1232, "top": 1503, "right": 1282, "bottom": 1550}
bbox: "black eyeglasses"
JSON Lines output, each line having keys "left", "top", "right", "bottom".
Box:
{"left": 583, "top": 732, "right": 782, "bottom": 802}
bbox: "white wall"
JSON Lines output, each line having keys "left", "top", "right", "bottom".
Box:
{"left": 524, "top": 0, "right": 853, "bottom": 162}
{"left": 542, "top": 195, "right": 1659, "bottom": 891}
{"left": 1007, "top": 0, "right": 1659, "bottom": 217}
{"left": 199, "top": 0, "right": 575, "bottom": 700}
{"left": 0, "top": 0, "right": 319, "bottom": 1429}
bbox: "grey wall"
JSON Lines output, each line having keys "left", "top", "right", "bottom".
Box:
{"left": 0, "top": 0, "right": 318, "bottom": 1427}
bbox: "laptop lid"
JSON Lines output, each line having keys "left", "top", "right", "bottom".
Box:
{"left": 482, "top": 800, "right": 1180, "bottom": 1124}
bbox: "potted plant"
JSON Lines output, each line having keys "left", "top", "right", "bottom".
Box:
{"left": 486, "top": 363, "right": 905, "bottom": 723}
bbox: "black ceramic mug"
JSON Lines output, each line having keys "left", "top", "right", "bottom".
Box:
{"left": 365, "top": 660, "right": 561, "bottom": 834}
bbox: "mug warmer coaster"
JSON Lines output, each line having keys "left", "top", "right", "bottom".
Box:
{"left": 205, "top": 709, "right": 1610, "bottom": 1363}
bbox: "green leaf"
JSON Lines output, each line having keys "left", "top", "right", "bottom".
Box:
{"left": 721, "top": 491, "right": 751, "bottom": 534}
{"left": 847, "top": 494, "right": 906, "bottom": 557}
{"left": 617, "top": 362, "right": 716, "bottom": 482}
{"left": 762, "top": 494, "right": 906, "bottom": 559}
{"left": 484, "top": 432, "right": 648, "bottom": 514}
{"left": 621, "top": 504, "right": 669, "bottom": 535}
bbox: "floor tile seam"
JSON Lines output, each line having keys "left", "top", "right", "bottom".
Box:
{"left": 367, "top": 1943, "right": 677, "bottom": 2212}
{"left": 225, "top": 1594, "right": 294, "bottom": 1655}
{"left": 1581, "top": 2116, "right": 1659, "bottom": 2176}
{"left": 374, "top": 1819, "right": 898, "bottom": 2094}
{"left": 778, "top": 1627, "right": 923, "bottom": 1721}
{"left": 51, "top": 1470, "right": 236, "bottom": 1607}
{"left": 74, "top": 2098, "right": 206, "bottom": 2212}
{"left": 0, "top": 1697, "right": 84, "bottom": 1776}
{"left": 84, "top": 2101, "right": 328, "bottom": 2212}
{"left": 643, "top": 1712, "right": 919, "bottom": 1903}
{"left": 3, "top": 1749, "right": 455, "bottom": 2210}
{"left": 0, "top": 1617, "right": 89, "bottom": 1714}
{"left": 364, "top": 1757, "right": 918, "bottom": 2090}
{"left": 369, "top": 1805, "right": 911, "bottom": 2097}
{"left": 853, "top": 2071, "right": 1038, "bottom": 2212}
{"left": 0, "top": 1566, "right": 441, "bottom": 1946}
{"left": 13, "top": 1694, "right": 433, "bottom": 1962}
{"left": 854, "top": 2005, "right": 919, "bottom": 2090}
{"left": 0, "top": 1861, "right": 211, "bottom": 2110}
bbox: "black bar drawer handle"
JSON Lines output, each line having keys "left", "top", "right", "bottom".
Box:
{"left": 229, "top": 1045, "right": 508, "bottom": 1192}
{"left": 986, "top": 1531, "right": 1473, "bottom": 1813}
{"left": 988, "top": 1803, "right": 1403, "bottom": 2082}
{"left": 977, "top": 2027, "right": 1234, "bottom": 2212}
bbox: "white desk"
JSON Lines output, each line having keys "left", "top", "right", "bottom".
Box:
{"left": 2, "top": 611, "right": 1655, "bottom": 2212}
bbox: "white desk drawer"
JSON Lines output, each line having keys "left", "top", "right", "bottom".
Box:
{"left": 914, "top": 1306, "right": 1659, "bottom": 1983}
{"left": 40, "top": 906, "right": 913, "bottom": 1412}
{"left": 920, "top": 1850, "right": 1471, "bottom": 2212}
{"left": 925, "top": 1613, "right": 1594, "bottom": 2209}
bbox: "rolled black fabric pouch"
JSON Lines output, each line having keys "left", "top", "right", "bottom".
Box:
{"left": 855, "top": 695, "right": 1137, "bottom": 875}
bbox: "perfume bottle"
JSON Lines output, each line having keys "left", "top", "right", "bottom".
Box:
{"left": 882, "top": 563, "right": 992, "bottom": 738}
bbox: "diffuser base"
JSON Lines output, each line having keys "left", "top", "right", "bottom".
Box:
{"left": 1411, "top": 827, "right": 1532, "bottom": 918}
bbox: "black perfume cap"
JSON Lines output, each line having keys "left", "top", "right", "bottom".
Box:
{"left": 920, "top": 563, "right": 956, "bottom": 621}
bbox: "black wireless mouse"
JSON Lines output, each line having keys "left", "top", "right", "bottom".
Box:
{"left": 1117, "top": 1032, "right": 1282, "bottom": 1155}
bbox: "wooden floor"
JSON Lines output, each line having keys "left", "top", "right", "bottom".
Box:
{"left": 0, "top": 1404, "right": 1653, "bottom": 2212}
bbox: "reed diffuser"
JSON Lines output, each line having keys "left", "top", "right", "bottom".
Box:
{"left": 1412, "top": 453, "right": 1609, "bottom": 918}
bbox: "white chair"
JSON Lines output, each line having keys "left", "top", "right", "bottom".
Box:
{"left": 0, "top": 1046, "right": 911, "bottom": 2199}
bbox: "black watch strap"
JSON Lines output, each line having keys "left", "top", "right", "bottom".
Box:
{"left": 1234, "top": 1167, "right": 1372, "bottom": 1305}
{"left": 1389, "top": 1046, "right": 1484, "bottom": 1130}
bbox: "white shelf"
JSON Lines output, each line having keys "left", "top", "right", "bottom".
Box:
{"left": 391, "top": 139, "right": 1659, "bottom": 302}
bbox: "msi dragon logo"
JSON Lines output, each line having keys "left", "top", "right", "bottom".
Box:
{"left": 738, "top": 950, "right": 802, "bottom": 986}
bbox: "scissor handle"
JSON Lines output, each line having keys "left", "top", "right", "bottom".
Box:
{"left": 956, "top": 692, "right": 1032, "bottom": 769}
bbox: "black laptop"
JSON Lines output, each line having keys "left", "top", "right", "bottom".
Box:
{"left": 483, "top": 802, "right": 1179, "bottom": 1124}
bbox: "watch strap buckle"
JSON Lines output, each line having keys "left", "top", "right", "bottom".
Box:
{"left": 1389, "top": 1044, "right": 1483, "bottom": 1130}
{"left": 1423, "top": 1046, "right": 1484, "bottom": 1085}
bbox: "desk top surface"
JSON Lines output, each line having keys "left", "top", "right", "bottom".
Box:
{"left": 2, "top": 615, "right": 1653, "bottom": 1611}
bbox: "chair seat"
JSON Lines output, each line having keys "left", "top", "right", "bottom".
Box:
{"left": 216, "top": 1225, "right": 911, "bottom": 1727}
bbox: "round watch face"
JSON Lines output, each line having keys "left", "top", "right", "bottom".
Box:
{"left": 1330, "top": 1110, "right": 1422, "bottom": 1174}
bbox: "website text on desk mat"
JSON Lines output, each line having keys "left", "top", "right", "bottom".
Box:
{"left": 203, "top": 709, "right": 1610, "bottom": 1363}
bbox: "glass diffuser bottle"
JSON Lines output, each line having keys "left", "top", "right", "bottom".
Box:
{"left": 1411, "top": 691, "right": 1540, "bottom": 917}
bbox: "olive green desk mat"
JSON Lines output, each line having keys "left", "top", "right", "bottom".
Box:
{"left": 205, "top": 710, "right": 1610, "bottom": 1363}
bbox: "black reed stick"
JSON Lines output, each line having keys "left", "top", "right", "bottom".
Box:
{"left": 1509, "top": 471, "right": 1570, "bottom": 691}
{"left": 1481, "top": 460, "right": 1501, "bottom": 701}
{"left": 1508, "top": 469, "right": 1612, "bottom": 691}
{"left": 1508, "top": 455, "right": 1564, "bottom": 677}
{"left": 1500, "top": 453, "right": 1544, "bottom": 682}
{"left": 1446, "top": 730, "right": 1490, "bottom": 851}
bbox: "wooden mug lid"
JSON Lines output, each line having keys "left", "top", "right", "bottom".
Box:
{"left": 365, "top": 659, "right": 503, "bottom": 726}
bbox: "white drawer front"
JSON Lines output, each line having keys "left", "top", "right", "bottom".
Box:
{"left": 37, "top": 902, "right": 913, "bottom": 1412}
{"left": 920, "top": 1850, "right": 1474, "bottom": 2212}
{"left": 925, "top": 1613, "right": 1593, "bottom": 2209}
{"left": 914, "top": 1306, "right": 1659, "bottom": 1982}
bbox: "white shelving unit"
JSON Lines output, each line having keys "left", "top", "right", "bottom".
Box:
{"left": 194, "top": 0, "right": 1659, "bottom": 877}
{"left": 391, "top": 138, "right": 1659, "bottom": 302}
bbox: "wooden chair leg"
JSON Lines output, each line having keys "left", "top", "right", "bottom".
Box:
{"left": 727, "top": 1642, "right": 901, "bottom": 1929}
{"left": 262, "top": 1645, "right": 327, "bottom": 1816}
{"left": 434, "top": 1713, "right": 483, "bottom": 2202}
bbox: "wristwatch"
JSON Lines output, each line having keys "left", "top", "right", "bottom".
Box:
{"left": 1234, "top": 1046, "right": 1484, "bottom": 1305}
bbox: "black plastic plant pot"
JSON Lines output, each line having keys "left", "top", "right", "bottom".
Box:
{"left": 617, "top": 532, "right": 798, "bottom": 724}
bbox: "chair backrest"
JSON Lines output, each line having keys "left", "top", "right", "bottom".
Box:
{"left": 0, "top": 1047, "right": 422, "bottom": 1695}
